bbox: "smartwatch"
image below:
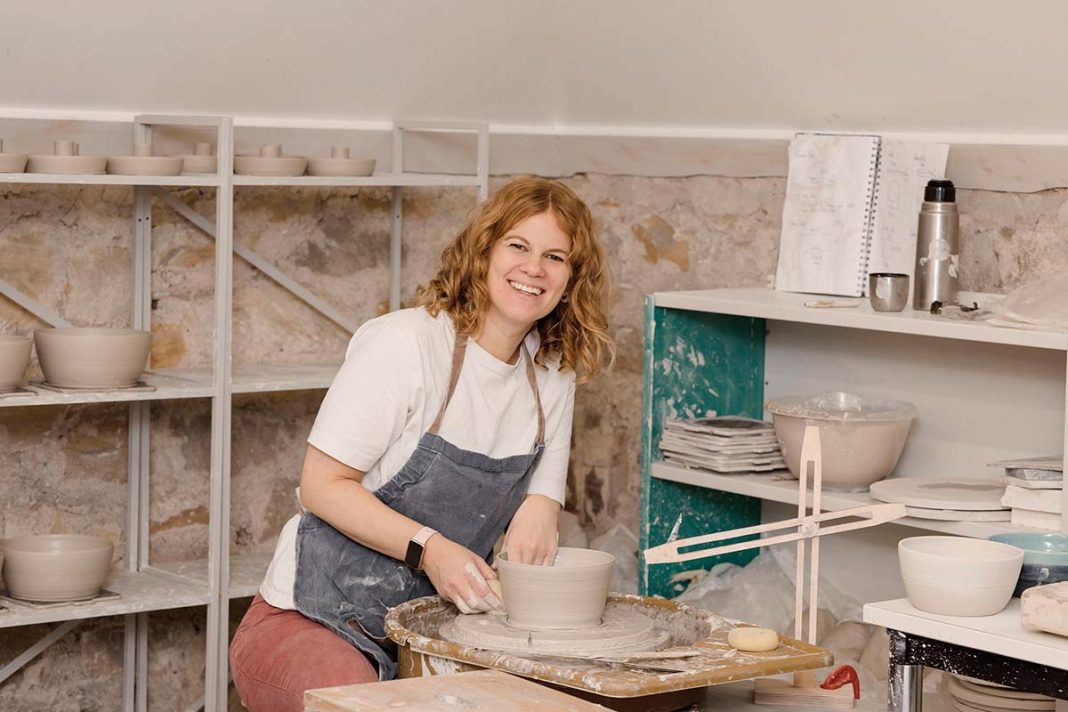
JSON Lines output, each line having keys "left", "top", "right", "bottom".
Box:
{"left": 405, "top": 526, "right": 438, "bottom": 571}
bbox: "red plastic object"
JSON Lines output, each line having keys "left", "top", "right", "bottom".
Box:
{"left": 820, "top": 665, "right": 860, "bottom": 700}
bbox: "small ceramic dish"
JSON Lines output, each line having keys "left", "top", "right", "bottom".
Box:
{"left": 34, "top": 327, "right": 151, "bottom": 388}
{"left": 106, "top": 156, "right": 184, "bottom": 176}
{"left": 26, "top": 154, "right": 107, "bottom": 175}
{"left": 0, "top": 335, "right": 33, "bottom": 392}
{"left": 989, "top": 532, "right": 1068, "bottom": 596}
{"left": 898, "top": 536, "right": 1023, "bottom": 616}
{"left": 497, "top": 547, "right": 615, "bottom": 630}
{"left": 307, "top": 149, "right": 375, "bottom": 177}
{"left": 0, "top": 534, "right": 113, "bottom": 602}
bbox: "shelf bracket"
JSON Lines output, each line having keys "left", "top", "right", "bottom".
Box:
{"left": 0, "top": 619, "right": 81, "bottom": 684}
{"left": 0, "top": 278, "right": 72, "bottom": 327}
{"left": 153, "top": 188, "right": 357, "bottom": 333}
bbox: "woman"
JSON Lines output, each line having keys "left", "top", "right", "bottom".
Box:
{"left": 229, "top": 176, "right": 614, "bottom": 711}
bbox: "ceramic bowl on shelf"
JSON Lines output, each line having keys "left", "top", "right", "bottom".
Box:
{"left": 0, "top": 534, "right": 113, "bottom": 602}
{"left": 34, "top": 327, "right": 151, "bottom": 388}
{"left": 496, "top": 547, "right": 614, "bottom": 630}
{"left": 0, "top": 140, "right": 28, "bottom": 173}
{"left": 307, "top": 147, "right": 376, "bottom": 177}
{"left": 27, "top": 139, "right": 107, "bottom": 175}
{"left": 765, "top": 391, "right": 917, "bottom": 489}
{"left": 179, "top": 142, "right": 217, "bottom": 174}
{"left": 234, "top": 144, "right": 307, "bottom": 177}
{"left": 898, "top": 536, "right": 1023, "bottom": 616}
{"left": 989, "top": 532, "right": 1068, "bottom": 597}
{"left": 0, "top": 334, "right": 32, "bottom": 392}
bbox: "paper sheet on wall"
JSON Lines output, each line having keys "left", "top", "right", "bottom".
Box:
{"left": 774, "top": 134, "right": 880, "bottom": 297}
{"left": 867, "top": 140, "right": 950, "bottom": 284}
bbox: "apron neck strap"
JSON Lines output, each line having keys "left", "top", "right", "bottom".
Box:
{"left": 429, "top": 333, "right": 546, "bottom": 445}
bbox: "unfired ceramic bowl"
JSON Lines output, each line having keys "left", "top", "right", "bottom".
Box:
{"left": 0, "top": 141, "right": 28, "bottom": 173}
{"left": 898, "top": 536, "right": 1023, "bottom": 616}
{"left": 34, "top": 327, "right": 151, "bottom": 388}
{"left": 0, "top": 334, "right": 32, "bottom": 392}
{"left": 233, "top": 155, "right": 307, "bottom": 177}
{"left": 306, "top": 157, "right": 376, "bottom": 177}
{"left": 0, "top": 534, "right": 113, "bottom": 602}
{"left": 497, "top": 547, "right": 615, "bottom": 630}
{"left": 106, "top": 155, "right": 184, "bottom": 176}
{"left": 26, "top": 154, "right": 107, "bottom": 175}
{"left": 766, "top": 392, "right": 917, "bottom": 489}
{"left": 179, "top": 143, "right": 217, "bottom": 175}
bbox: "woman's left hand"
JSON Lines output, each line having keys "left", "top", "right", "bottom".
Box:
{"left": 502, "top": 494, "right": 561, "bottom": 566}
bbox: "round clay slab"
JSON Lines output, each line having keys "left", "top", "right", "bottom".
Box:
{"left": 904, "top": 506, "right": 1011, "bottom": 521}
{"left": 955, "top": 677, "right": 1053, "bottom": 702}
{"left": 870, "top": 477, "right": 1007, "bottom": 511}
{"left": 26, "top": 154, "right": 107, "bottom": 175}
{"left": 440, "top": 607, "right": 669, "bottom": 657}
{"left": 307, "top": 157, "right": 375, "bottom": 177}
{"left": 234, "top": 155, "right": 307, "bottom": 176}
{"left": 949, "top": 677, "right": 1054, "bottom": 709}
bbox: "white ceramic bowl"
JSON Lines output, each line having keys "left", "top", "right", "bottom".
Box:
{"left": 0, "top": 534, "right": 114, "bottom": 602}
{"left": 898, "top": 536, "right": 1023, "bottom": 616}
{"left": 0, "top": 334, "right": 32, "bottom": 391}
{"left": 766, "top": 392, "right": 917, "bottom": 488}
{"left": 497, "top": 547, "right": 615, "bottom": 630}
{"left": 34, "top": 327, "right": 151, "bottom": 388}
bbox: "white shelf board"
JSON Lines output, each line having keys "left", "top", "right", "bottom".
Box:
{"left": 151, "top": 551, "right": 272, "bottom": 599}
{"left": 0, "top": 173, "right": 222, "bottom": 187}
{"left": 232, "top": 173, "right": 481, "bottom": 188}
{"left": 0, "top": 568, "right": 211, "bottom": 629}
{"left": 0, "top": 369, "right": 215, "bottom": 409}
{"left": 864, "top": 598, "right": 1068, "bottom": 671}
{"left": 145, "top": 363, "right": 340, "bottom": 394}
{"left": 232, "top": 363, "right": 339, "bottom": 393}
{"left": 651, "top": 460, "right": 1055, "bottom": 538}
{"left": 652, "top": 287, "right": 1068, "bottom": 351}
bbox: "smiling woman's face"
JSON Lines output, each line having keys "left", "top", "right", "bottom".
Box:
{"left": 483, "top": 210, "right": 572, "bottom": 334}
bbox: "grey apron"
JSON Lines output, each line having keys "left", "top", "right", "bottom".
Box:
{"left": 293, "top": 334, "right": 546, "bottom": 680}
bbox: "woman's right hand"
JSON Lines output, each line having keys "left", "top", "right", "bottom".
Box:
{"left": 421, "top": 535, "right": 503, "bottom": 614}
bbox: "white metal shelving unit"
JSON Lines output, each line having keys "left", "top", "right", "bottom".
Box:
{"left": 0, "top": 114, "right": 489, "bottom": 711}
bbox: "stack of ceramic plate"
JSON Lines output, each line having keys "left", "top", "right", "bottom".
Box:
{"left": 947, "top": 674, "right": 1055, "bottom": 711}
{"left": 991, "top": 455, "right": 1064, "bottom": 531}
{"left": 659, "top": 416, "right": 785, "bottom": 474}
{"left": 869, "top": 477, "right": 1009, "bottom": 521}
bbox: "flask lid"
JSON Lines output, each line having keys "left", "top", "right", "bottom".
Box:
{"left": 924, "top": 179, "right": 956, "bottom": 202}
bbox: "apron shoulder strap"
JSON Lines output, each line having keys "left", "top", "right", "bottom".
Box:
{"left": 429, "top": 332, "right": 546, "bottom": 446}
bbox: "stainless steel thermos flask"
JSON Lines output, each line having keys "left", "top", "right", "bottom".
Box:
{"left": 913, "top": 179, "right": 960, "bottom": 310}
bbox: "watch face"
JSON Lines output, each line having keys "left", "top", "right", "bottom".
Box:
{"left": 405, "top": 540, "right": 423, "bottom": 570}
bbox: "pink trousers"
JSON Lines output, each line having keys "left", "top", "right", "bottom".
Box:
{"left": 229, "top": 594, "right": 379, "bottom": 712}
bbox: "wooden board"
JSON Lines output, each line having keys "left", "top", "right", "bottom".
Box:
{"left": 304, "top": 670, "right": 610, "bottom": 711}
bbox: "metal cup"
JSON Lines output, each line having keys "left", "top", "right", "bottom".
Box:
{"left": 869, "top": 273, "right": 910, "bottom": 312}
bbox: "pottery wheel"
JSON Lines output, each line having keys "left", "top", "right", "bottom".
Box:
{"left": 439, "top": 607, "right": 671, "bottom": 657}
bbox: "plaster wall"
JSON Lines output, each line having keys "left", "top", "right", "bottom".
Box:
{"left": 1, "top": 176, "right": 1066, "bottom": 707}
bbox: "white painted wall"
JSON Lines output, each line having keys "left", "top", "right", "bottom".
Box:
{"left": 3, "top": 0, "right": 1068, "bottom": 134}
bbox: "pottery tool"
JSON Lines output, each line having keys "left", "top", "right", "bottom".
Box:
{"left": 645, "top": 425, "right": 907, "bottom": 708}
{"left": 386, "top": 593, "right": 834, "bottom": 712}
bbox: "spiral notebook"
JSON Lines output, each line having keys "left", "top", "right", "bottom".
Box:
{"left": 774, "top": 133, "right": 949, "bottom": 297}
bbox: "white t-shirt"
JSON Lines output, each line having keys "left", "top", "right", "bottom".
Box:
{"left": 260, "top": 307, "right": 576, "bottom": 609}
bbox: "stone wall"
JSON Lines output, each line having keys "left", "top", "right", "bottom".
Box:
{"left": 1, "top": 176, "right": 1065, "bottom": 709}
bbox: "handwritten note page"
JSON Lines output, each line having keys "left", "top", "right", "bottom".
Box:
{"left": 775, "top": 134, "right": 881, "bottom": 297}
{"left": 867, "top": 140, "right": 950, "bottom": 285}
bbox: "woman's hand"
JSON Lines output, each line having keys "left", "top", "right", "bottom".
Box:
{"left": 502, "top": 494, "right": 561, "bottom": 566}
{"left": 421, "top": 534, "right": 503, "bottom": 614}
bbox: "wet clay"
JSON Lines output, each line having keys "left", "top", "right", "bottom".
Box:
{"left": 497, "top": 547, "right": 614, "bottom": 630}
